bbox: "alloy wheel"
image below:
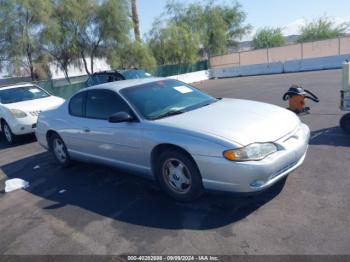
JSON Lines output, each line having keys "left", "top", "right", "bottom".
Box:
{"left": 3, "top": 123, "right": 13, "bottom": 143}
{"left": 162, "top": 158, "right": 192, "bottom": 194}
{"left": 53, "top": 138, "right": 67, "bottom": 163}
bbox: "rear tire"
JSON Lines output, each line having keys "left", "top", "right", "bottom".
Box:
{"left": 49, "top": 133, "right": 71, "bottom": 167}
{"left": 155, "top": 149, "right": 204, "bottom": 202}
{"left": 1, "top": 121, "right": 16, "bottom": 145}
{"left": 340, "top": 113, "right": 350, "bottom": 134}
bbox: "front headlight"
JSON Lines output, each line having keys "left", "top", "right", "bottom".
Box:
{"left": 10, "top": 109, "right": 27, "bottom": 118}
{"left": 223, "top": 143, "right": 277, "bottom": 161}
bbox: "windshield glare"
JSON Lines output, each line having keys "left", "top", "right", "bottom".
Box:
{"left": 121, "top": 79, "right": 216, "bottom": 120}
{"left": 0, "top": 86, "right": 50, "bottom": 104}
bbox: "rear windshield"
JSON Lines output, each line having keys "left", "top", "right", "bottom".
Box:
{"left": 122, "top": 70, "right": 152, "bottom": 79}
{"left": 0, "top": 86, "right": 50, "bottom": 104}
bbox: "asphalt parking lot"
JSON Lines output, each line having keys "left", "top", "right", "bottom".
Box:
{"left": 0, "top": 69, "right": 349, "bottom": 255}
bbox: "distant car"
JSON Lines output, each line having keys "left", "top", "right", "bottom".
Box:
{"left": 0, "top": 83, "right": 65, "bottom": 144}
{"left": 36, "top": 78, "right": 310, "bottom": 201}
{"left": 85, "top": 69, "right": 152, "bottom": 87}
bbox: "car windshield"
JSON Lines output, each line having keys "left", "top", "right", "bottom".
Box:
{"left": 122, "top": 70, "right": 152, "bottom": 79}
{"left": 0, "top": 86, "right": 50, "bottom": 104}
{"left": 121, "top": 79, "right": 217, "bottom": 120}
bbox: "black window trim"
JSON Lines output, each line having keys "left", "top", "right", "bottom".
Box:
{"left": 69, "top": 89, "right": 139, "bottom": 122}
{"left": 68, "top": 90, "right": 87, "bottom": 118}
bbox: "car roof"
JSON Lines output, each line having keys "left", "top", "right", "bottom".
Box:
{"left": 0, "top": 82, "right": 36, "bottom": 90}
{"left": 91, "top": 70, "right": 122, "bottom": 75}
{"left": 82, "top": 77, "right": 166, "bottom": 93}
{"left": 92, "top": 69, "right": 121, "bottom": 76}
{"left": 118, "top": 69, "right": 145, "bottom": 73}
{"left": 90, "top": 69, "right": 145, "bottom": 76}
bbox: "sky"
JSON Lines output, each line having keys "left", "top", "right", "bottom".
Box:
{"left": 137, "top": 0, "right": 350, "bottom": 40}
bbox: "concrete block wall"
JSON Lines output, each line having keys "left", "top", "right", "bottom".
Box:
{"left": 209, "top": 36, "right": 350, "bottom": 79}
{"left": 210, "top": 53, "right": 240, "bottom": 68}
{"left": 340, "top": 37, "right": 350, "bottom": 55}
{"left": 240, "top": 49, "right": 268, "bottom": 65}
{"left": 268, "top": 44, "right": 302, "bottom": 63}
{"left": 210, "top": 36, "right": 350, "bottom": 69}
{"left": 302, "top": 38, "right": 339, "bottom": 59}
{"left": 210, "top": 54, "right": 350, "bottom": 79}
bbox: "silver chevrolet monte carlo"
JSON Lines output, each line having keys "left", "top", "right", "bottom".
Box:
{"left": 36, "top": 78, "right": 310, "bottom": 201}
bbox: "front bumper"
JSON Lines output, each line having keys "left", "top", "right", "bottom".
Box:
{"left": 7, "top": 116, "right": 38, "bottom": 135}
{"left": 194, "top": 123, "right": 310, "bottom": 193}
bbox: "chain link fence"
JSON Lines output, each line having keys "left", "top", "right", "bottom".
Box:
{"left": 10, "top": 60, "right": 209, "bottom": 99}
{"left": 151, "top": 60, "right": 208, "bottom": 77}
{"left": 35, "top": 75, "right": 88, "bottom": 99}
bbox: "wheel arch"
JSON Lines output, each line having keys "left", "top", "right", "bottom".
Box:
{"left": 0, "top": 118, "right": 5, "bottom": 132}
{"left": 150, "top": 143, "right": 201, "bottom": 177}
{"left": 1, "top": 117, "right": 11, "bottom": 131}
{"left": 0, "top": 117, "right": 7, "bottom": 125}
{"left": 46, "top": 130, "right": 60, "bottom": 151}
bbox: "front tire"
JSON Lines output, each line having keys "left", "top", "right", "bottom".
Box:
{"left": 155, "top": 149, "right": 204, "bottom": 201}
{"left": 49, "top": 133, "right": 71, "bottom": 167}
{"left": 340, "top": 113, "right": 350, "bottom": 134}
{"left": 1, "top": 121, "right": 16, "bottom": 144}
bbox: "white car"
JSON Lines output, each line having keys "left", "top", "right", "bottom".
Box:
{"left": 0, "top": 83, "right": 65, "bottom": 144}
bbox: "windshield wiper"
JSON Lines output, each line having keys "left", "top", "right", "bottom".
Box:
{"left": 150, "top": 109, "right": 185, "bottom": 120}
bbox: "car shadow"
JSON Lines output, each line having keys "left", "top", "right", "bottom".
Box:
{"left": 309, "top": 126, "right": 350, "bottom": 147}
{"left": 0, "top": 133, "right": 37, "bottom": 150}
{"left": 0, "top": 152, "right": 286, "bottom": 230}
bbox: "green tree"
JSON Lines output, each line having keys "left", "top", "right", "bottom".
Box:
{"left": 252, "top": 27, "right": 286, "bottom": 49}
{"left": 163, "top": 0, "right": 251, "bottom": 58}
{"left": 41, "top": 0, "right": 79, "bottom": 82}
{"left": 148, "top": 22, "right": 200, "bottom": 65}
{"left": 107, "top": 41, "right": 156, "bottom": 71}
{"left": 33, "top": 53, "right": 52, "bottom": 80}
{"left": 60, "top": 0, "right": 131, "bottom": 75}
{"left": 5, "top": 0, "right": 53, "bottom": 80}
{"left": 0, "top": 0, "right": 13, "bottom": 71}
{"left": 298, "top": 17, "right": 349, "bottom": 43}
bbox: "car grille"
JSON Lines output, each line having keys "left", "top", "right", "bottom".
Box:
{"left": 29, "top": 110, "right": 41, "bottom": 117}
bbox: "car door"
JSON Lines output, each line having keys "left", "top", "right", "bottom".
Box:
{"left": 61, "top": 90, "right": 90, "bottom": 156}
{"left": 79, "top": 89, "right": 145, "bottom": 171}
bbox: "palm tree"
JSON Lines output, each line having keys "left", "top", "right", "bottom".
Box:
{"left": 131, "top": 0, "right": 141, "bottom": 42}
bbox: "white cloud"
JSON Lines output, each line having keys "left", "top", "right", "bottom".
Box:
{"left": 282, "top": 19, "right": 305, "bottom": 36}
{"left": 282, "top": 16, "right": 350, "bottom": 36}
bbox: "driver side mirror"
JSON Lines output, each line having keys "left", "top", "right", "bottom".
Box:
{"left": 108, "top": 112, "right": 134, "bottom": 123}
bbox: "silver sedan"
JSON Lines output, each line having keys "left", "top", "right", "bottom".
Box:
{"left": 36, "top": 78, "right": 310, "bottom": 201}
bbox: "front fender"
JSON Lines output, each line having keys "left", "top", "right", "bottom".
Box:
{"left": 141, "top": 125, "right": 234, "bottom": 161}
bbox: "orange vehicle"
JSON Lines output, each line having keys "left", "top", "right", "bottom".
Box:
{"left": 283, "top": 84, "right": 319, "bottom": 115}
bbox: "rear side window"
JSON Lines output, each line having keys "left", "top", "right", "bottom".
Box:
{"left": 69, "top": 92, "right": 85, "bottom": 117}
{"left": 95, "top": 75, "right": 109, "bottom": 84}
{"left": 86, "top": 73, "right": 125, "bottom": 87}
{"left": 85, "top": 89, "right": 129, "bottom": 120}
{"left": 96, "top": 74, "right": 124, "bottom": 84}
{"left": 110, "top": 74, "right": 124, "bottom": 81}
{"left": 86, "top": 77, "right": 94, "bottom": 87}
{"left": 86, "top": 75, "right": 108, "bottom": 86}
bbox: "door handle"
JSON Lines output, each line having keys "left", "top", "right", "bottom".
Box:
{"left": 83, "top": 127, "right": 91, "bottom": 133}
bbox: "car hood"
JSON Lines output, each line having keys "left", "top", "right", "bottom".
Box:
{"left": 156, "top": 98, "right": 300, "bottom": 146}
{"left": 2, "top": 96, "right": 65, "bottom": 113}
